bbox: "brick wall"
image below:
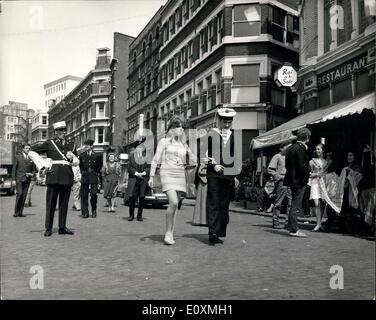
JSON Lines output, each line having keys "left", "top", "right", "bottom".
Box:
{"left": 112, "top": 33, "right": 134, "bottom": 151}
{"left": 302, "top": 0, "right": 318, "bottom": 61}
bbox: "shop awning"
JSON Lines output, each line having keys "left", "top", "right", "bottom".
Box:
{"left": 251, "top": 93, "right": 375, "bottom": 150}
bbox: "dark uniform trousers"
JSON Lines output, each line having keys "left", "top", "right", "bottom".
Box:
{"left": 81, "top": 183, "right": 98, "bottom": 216}
{"left": 15, "top": 180, "right": 31, "bottom": 216}
{"left": 206, "top": 177, "right": 233, "bottom": 237}
{"left": 46, "top": 184, "right": 71, "bottom": 230}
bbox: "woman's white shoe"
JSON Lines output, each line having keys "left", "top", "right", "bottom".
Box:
{"left": 164, "top": 232, "right": 175, "bottom": 245}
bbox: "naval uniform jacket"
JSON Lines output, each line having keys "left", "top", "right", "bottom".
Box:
{"left": 79, "top": 151, "right": 103, "bottom": 185}
{"left": 32, "top": 139, "right": 77, "bottom": 186}
{"left": 201, "top": 129, "right": 242, "bottom": 180}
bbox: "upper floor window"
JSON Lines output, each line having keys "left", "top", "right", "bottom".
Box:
{"left": 271, "top": 6, "right": 286, "bottom": 42}
{"left": 233, "top": 5, "right": 261, "bottom": 37}
{"left": 231, "top": 64, "right": 260, "bottom": 103}
{"left": 42, "top": 116, "right": 47, "bottom": 125}
{"left": 96, "top": 102, "right": 105, "bottom": 118}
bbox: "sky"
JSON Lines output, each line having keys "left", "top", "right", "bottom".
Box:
{"left": 0, "top": 0, "right": 166, "bottom": 111}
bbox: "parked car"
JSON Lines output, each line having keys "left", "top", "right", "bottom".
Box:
{"left": 121, "top": 172, "right": 169, "bottom": 208}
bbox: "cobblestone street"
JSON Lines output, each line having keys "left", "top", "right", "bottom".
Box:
{"left": 0, "top": 186, "right": 374, "bottom": 300}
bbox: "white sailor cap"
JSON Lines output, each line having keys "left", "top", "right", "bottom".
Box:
{"left": 217, "top": 107, "right": 236, "bottom": 119}
{"left": 53, "top": 121, "right": 66, "bottom": 130}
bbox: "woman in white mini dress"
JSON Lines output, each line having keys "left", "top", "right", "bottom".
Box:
{"left": 149, "top": 115, "right": 197, "bottom": 245}
{"left": 309, "top": 144, "right": 340, "bottom": 232}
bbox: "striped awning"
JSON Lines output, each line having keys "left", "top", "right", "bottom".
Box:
{"left": 251, "top": 93, "right": 375, "bottom": 150}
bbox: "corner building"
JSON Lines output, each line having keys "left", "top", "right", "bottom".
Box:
{"left": 157, "top": 0, "right": 300, "bottom": 160}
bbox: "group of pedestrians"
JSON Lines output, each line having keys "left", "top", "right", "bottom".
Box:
{"left": 257, "top": 126, "right": 369, "bottom": 238}
{"left": 13, "top": 107, "right": 370, "bottom": 243}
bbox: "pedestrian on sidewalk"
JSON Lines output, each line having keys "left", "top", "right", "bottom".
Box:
{"left": 71, "top": 165, "right": 81, "bottom": 211}
{"left": 308, "top": 144, "right": 341, "bottom": 232}
{"left": 79, "top": 139, "right": 103, "bottom": 218}
{"left": 12, "top": 143, "right": 37, "bottom": 217}
{"left": 149, "top": 115, "right": 197, "bottom": 245}
{"left": 32, "top": 121, "right": 78, "bottom": 237}
{"left": 127, "top": 141, "right": 149, "bottom": 220}
{"left": 192, "top": 163, "right": 208, "bottom": 226}
{"left": 284, "top": 128, "right": 312, "bottom": 238}
{"left": 200, "top": 107, "right": 242, "bottom": 245}
{"left": 103, "top": 153, "right": 121, "bottom": 213}
{"left": 268, "top": 143, "right": 292, "bottom": 229}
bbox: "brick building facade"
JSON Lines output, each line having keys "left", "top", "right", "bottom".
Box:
{"left": 48, "top": 48, "right": 112, "bottom": 161}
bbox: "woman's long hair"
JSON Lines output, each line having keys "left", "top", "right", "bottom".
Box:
{"left": 165, "top": 115, "right": 187, "bottom": 143}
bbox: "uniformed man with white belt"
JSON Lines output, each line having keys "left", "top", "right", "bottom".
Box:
{"left": 32, "top": 121, "right": 79, "bottom": 237}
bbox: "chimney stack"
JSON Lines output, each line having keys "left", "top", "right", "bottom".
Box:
{"left": 95, "top": 47, "right": 110, "bottom": 69}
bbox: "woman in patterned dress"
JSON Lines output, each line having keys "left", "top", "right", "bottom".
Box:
{"left": 102, "top": 153, "right": 121, "bottom": 212}
{"left": 149, "top": 115, "right": 197, "bottom": 245}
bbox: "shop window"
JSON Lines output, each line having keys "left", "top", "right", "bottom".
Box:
{"left": 356, "top": 70, "right": 375, "bottom": 96}
{"left": 233, "top": 4, "right": 261, "bottom": 37}
{"left": 332, "top": 77, "right": 353, "bottom": 103}
{"left": 318, "top": 86, "right": 331, "bottom": 107}
{"left": 232, "top": 64, "right": 260, "bottom": 103}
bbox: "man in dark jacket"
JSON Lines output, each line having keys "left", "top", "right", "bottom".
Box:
{"left": 12, "top": 143, "right": 37, "bottom": 217}
{"left": 32, "top": 121, "right": 78, "bottom": 236}
{"left": 127, "top": 140, "right": 150, "bottom": 221}
{"left": 79, "top": 139, "right": 103, "bottom": 218}
{"left": 284, "top": 128, "right": 311, "bottom": 237}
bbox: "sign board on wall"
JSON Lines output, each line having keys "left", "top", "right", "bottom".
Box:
{"left": 274, "top": 63, "right": 298, "bottom": 87}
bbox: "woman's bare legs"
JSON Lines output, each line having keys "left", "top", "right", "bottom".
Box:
{"left": 313, "top": 199, "right": 323, "bottom": 231}
{"left": 165, "top": 190, "right": 179, "bottom": 244}
{"left": 111, "top": 197, "right": 116, "bottom": 212}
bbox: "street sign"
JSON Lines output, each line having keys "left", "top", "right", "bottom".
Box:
{"left": 274, "top": 64, "right": 297, "bottom": 87}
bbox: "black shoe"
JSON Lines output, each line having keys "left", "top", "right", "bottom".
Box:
{"left": 137, "top": 216, "right": 143, "bottom": 221}
{"left": 58, "top": 228, "right": 74, "bottom": 235}
{"left": 128, "top": 216, "right": 134, "bottom": 221}
{"left": 44, "top": 229, "right": 52, "bottom": 237}
{"left": 80, "top": 214, "right": 89, "bottom": 219}
{"left": 209, "top": 235, "right": 224, "bottom": 244}
{"left": 92, "top": 210, "right": 97, "bottom": 218}
{"left": 13, "top": 213, "right": 18, "bottom": 217}
{"left": 18, "top": 214, "right": 26, "bottom": 217}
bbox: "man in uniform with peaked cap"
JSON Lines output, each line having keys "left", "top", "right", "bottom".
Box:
{"left": 32, "top": 120, "right": 78, "bottom": 237}
{"left": 200, "top": 106, "right": 242, "bottom": 245}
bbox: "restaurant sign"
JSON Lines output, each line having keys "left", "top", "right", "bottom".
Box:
{"left": 317, "top": 54, "right": 368, "bottom": 86}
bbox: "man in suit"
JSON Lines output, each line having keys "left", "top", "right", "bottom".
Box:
{"left": 79, "top": 139, "right": 102, "bottom": 218}
{"left": 127, "top": 140, "right": 150, "bottom": 221}
{"left": 32, "top": 121, "right": 78, "bottom": 237}
{"left": 201, "top": 107, "right": 242, "bottom": 245}
{"left": 12, "top": 143, "right": 37, "bottom": 217}
{"left": 284, "top": 127, "right": 312, "bottom": 237}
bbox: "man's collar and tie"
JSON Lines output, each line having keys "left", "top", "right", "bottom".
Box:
{"left": 297, "top": 141, "right": 308, "bottom": 150}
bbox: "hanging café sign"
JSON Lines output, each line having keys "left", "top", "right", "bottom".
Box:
{"left": 274, "top": 63, "right": 298, "bottom": 88}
